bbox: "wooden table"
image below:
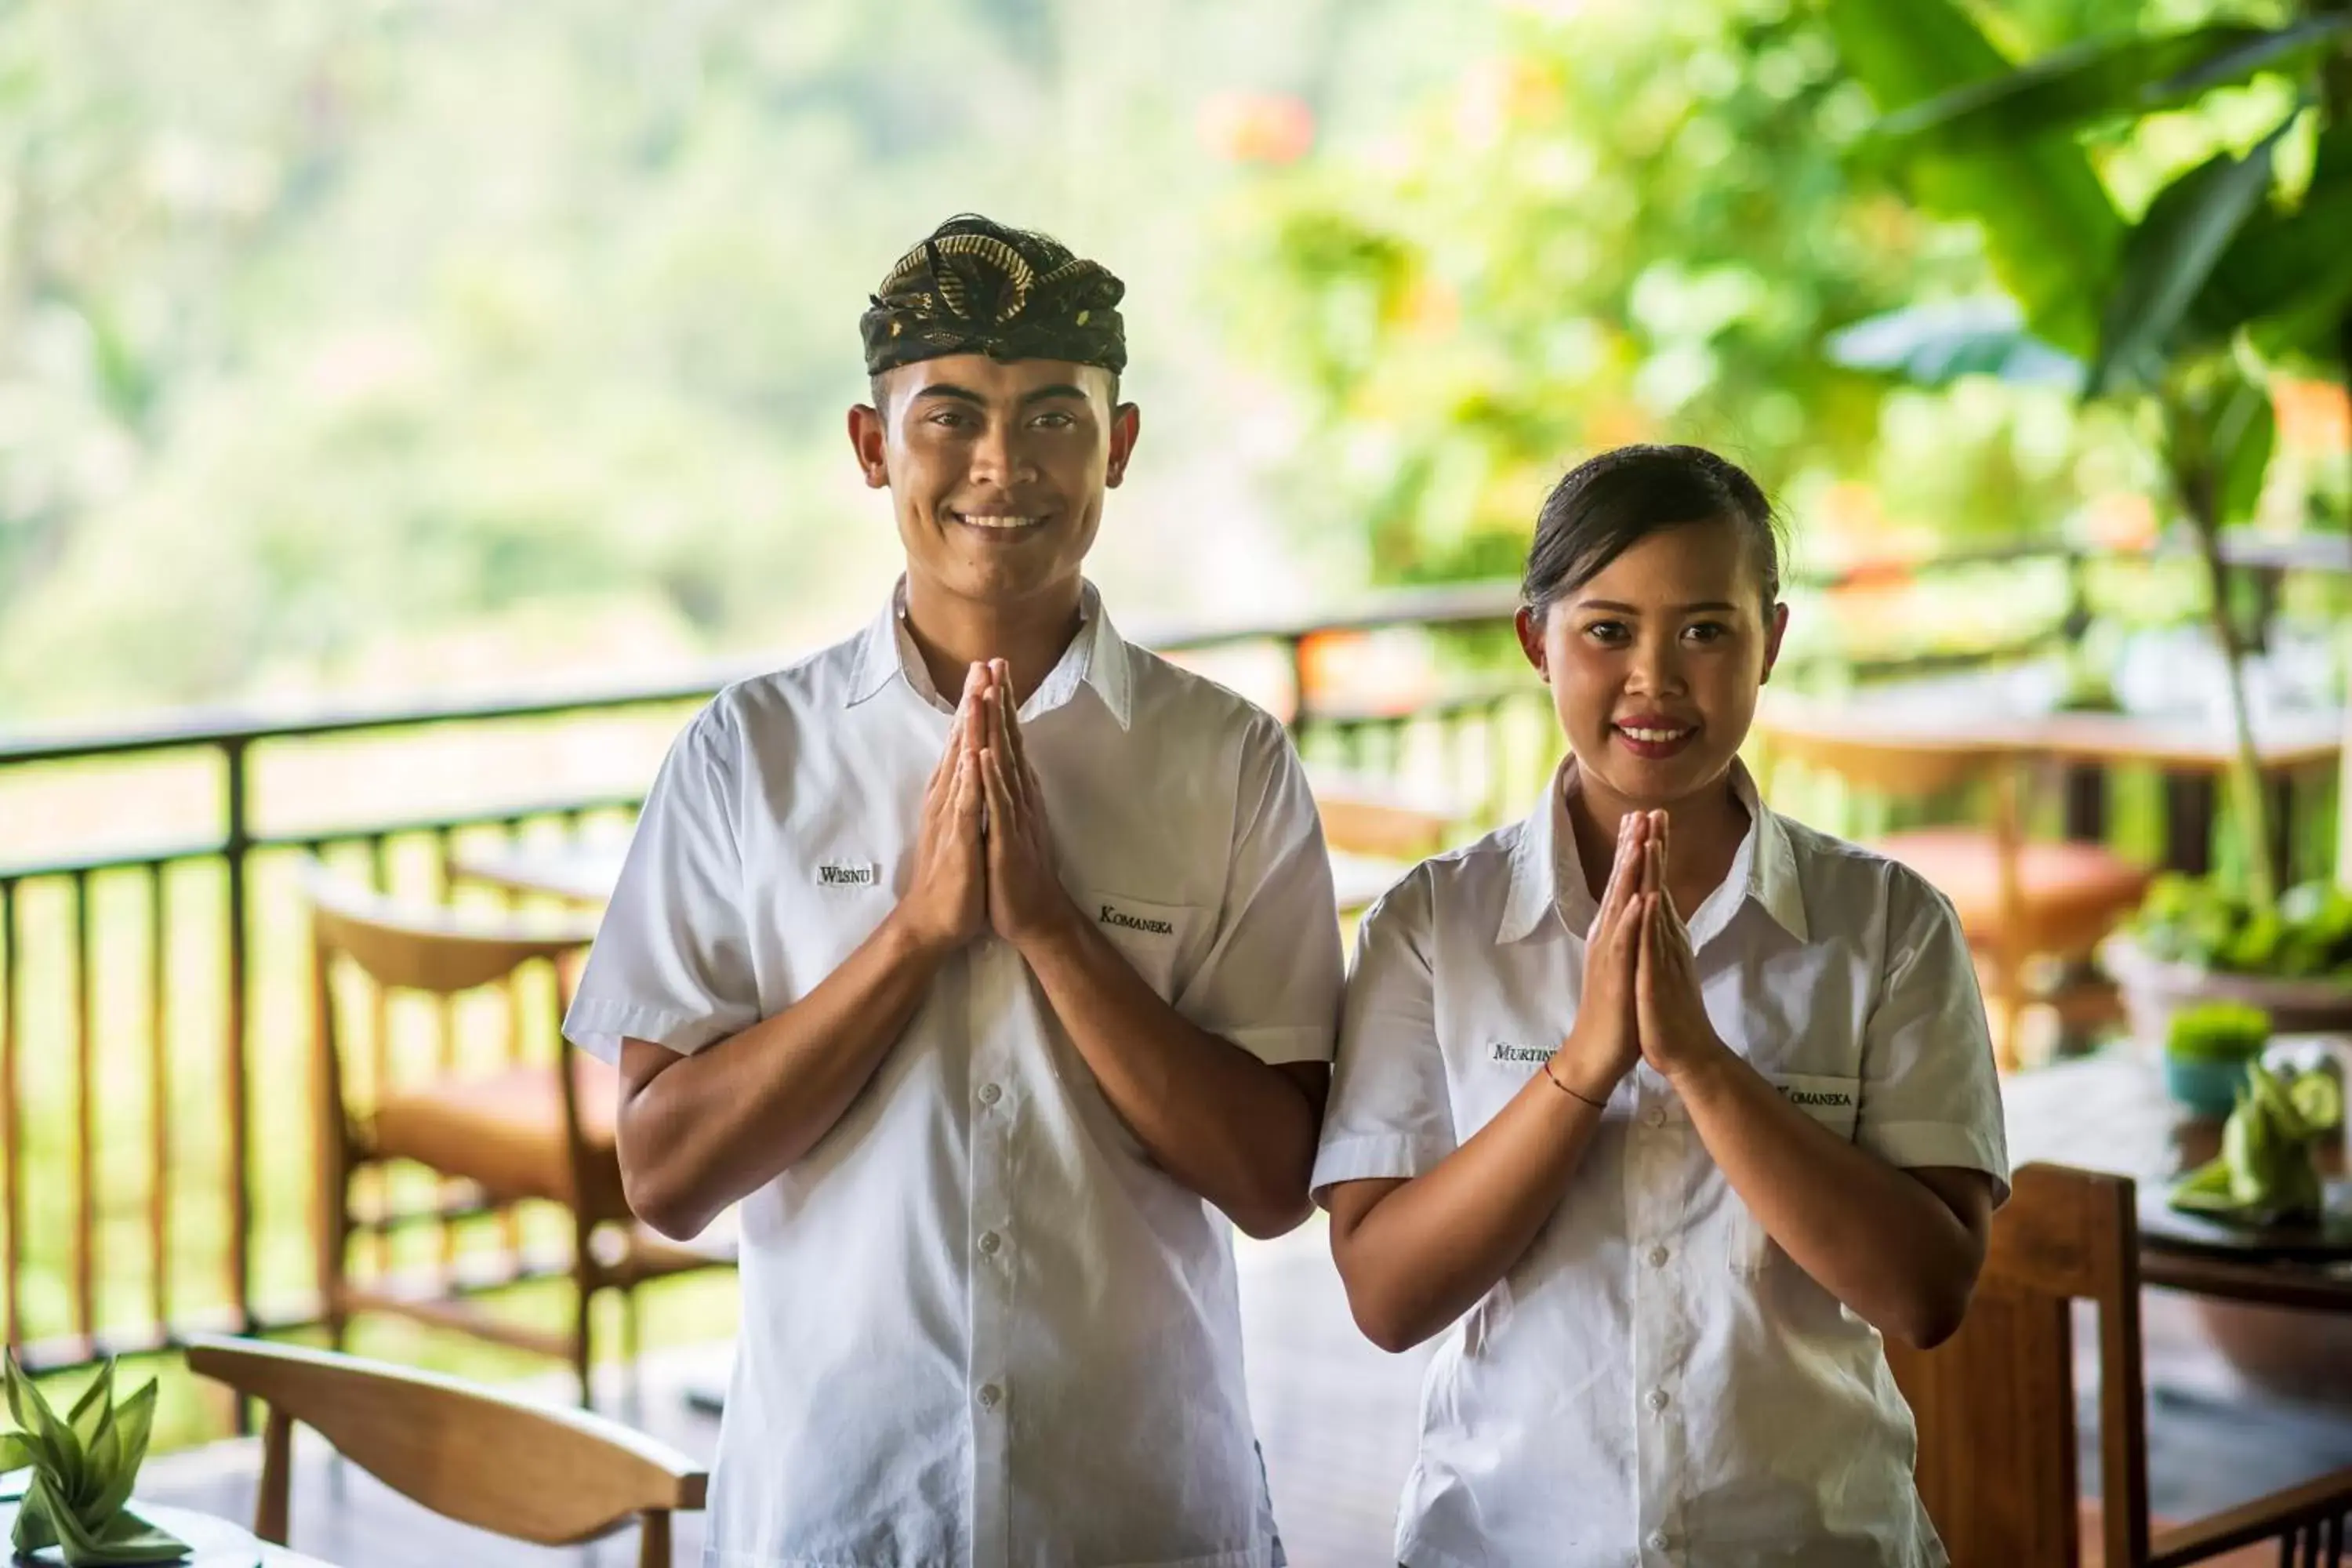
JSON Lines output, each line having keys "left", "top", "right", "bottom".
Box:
{"left": 2003, "top": 1048, "right": 2352, "bottom": 1312}
{"left": 0, "top": 1495, "right": 337, "bottom": 1566}
{"left": 1765, "top": 679, "right": 2345, "bottom": 880}
{"left": 452, "top": 839, "right": 1416, "bottom": 916}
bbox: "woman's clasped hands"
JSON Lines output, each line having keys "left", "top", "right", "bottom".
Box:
{"left": 1547, "top": 810, "right": 1730, "bottom": 1108}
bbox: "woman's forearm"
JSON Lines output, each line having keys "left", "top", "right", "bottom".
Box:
{"left": 1672, "top": 1048, "right": 1989, "bottom": 1346}
{"left": 1328, "top": 1058, "right": 1611, "bottom": 1352}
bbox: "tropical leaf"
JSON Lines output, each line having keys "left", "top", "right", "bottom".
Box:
{"left": 2213, "top": 372, "right": 2277, "bottom": 528}
{"left": 2087, "top": 117, "right": 2293, "bottom": 396}
{"left": 2196, "top": 122, "right": 2352, "bottom": 355}
{"left": 81, "top": 1506, "right": 191, "bottom": 1566}
{"left": 1870, "top": 16, "right": 2352, "bottom": 154}
{"left": 1823, "top": 0, "right": 2121, "bottom": 358}
{"left": 1827, "top": 297, "right": 2084, "bottom": 389}
{"left": 5, "top": 1353, "right": 83, "bottom": 1502}
{"left": 2, "top": 1429, "right": 31, "bottom": 1475}
{"left": 84, "top": 1381, "right": 157, "bottom": 1527}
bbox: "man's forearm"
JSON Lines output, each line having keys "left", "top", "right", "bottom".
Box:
{"left": 615, "top": 912, "right": 946, "bottom": 1237}
{"left": 1674, "top": 1051, "right": 1986, "bottom": 1345}
{"left": 1019, "top": 913, "right": 1321, "bottom": 1238}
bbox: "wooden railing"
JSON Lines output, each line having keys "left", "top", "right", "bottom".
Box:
{"left": 0, "top": 536, "right": 2338, "bottom": 1389}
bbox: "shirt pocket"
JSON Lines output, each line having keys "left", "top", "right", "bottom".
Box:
{"left": 1079, "top": 887, "right": 1210, "bottom": 1004}
{"left": 1726, "top": 1071, "right": 1863, "bottom": 1277}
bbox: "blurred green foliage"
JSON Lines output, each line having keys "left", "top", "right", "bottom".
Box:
{"left": 1211, "top": 0, "right": 2193, "bottom": 593}
{"left": 2133, "top": 871, "right": 2352, "bottom": 976}
{"left": 0, "top": 0, "right": 1482, "bottom": 723}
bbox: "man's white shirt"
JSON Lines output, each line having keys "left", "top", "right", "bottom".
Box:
{"left": 1312, "top": 758, "right": 2009, "bottom": 1568}
{"left": 567, "top": 581, "right": 1344, "bottom": 1568}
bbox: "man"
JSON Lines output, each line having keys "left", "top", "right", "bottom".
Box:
{"left": 564, "top": 215, "right": 1343, "bottom": 1567}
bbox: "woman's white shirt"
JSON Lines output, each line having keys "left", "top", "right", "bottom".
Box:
{"left": 1312, "top": 758, "right": 2009, "bottom": 1568}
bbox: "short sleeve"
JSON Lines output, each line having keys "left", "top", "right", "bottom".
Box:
{"left": 1857, "top": 867, "right": 2012, "bottom": 1207}
{"left": 1309, "top": 867, "right": 1457, "bottom": 1202}
{"left": 562, "top": 702, "right": 762, "bottom": 1065}
{"left": 1171, "top": 717, "right": 1345, "bottom": 1067}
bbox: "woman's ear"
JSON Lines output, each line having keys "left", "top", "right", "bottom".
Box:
{"left": 1514, "top": 604, "right": 1548, "bottom": 683}
{"left": 1759, "top": 601, "right": 1791, "bottom": 684}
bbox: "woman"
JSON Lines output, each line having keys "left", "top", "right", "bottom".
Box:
{"left": 1314, "top": 445, "right": 2007, "bottom": 1567}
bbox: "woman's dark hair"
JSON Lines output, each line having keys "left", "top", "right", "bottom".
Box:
{"left": 1521, "top": 445, "right": 1786, "bottom": 616}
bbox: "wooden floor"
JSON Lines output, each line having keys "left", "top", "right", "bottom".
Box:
{"left": 142, "top": 1218, "right": 2352, "bottom": 1567}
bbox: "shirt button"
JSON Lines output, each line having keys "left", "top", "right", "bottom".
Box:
{"left": 978, "top": 1082, "right": 1002, "bottom": 1106}
{"left": 1643, "top": 1106, "right": 1667, "bottom": 1129}
{"left": 978, "top": 1231, "right": 1001, "bottom": 1256}
{"left": 1646, "top": 1529, "right": 1670, "bottom": 1552}
{"left": 1646, "top": 1388, "right": 1670, "bottom": 1412}
{"left": 1647, "top": 1245, "right": 1671, "bottom": 1268}
{"left": 978, "top": 1383, "right": 1002, "bottom": 1410}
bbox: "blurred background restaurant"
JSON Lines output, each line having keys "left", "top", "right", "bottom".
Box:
{"left": 2, "top": 0, "right": 2350, "bottom": 1563}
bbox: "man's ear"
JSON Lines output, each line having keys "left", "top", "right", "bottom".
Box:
{"left": 1759, "top": 601, "right": 1790, "bottom": 684}
{"left": 847, "top": 402, "right": 890, "bottom": 490}
{"left": 1106, "top": 402, "right": 1142, "bottom": 488}
{"left": 1514, "top": 604, "right": 1548, "bottom": 683}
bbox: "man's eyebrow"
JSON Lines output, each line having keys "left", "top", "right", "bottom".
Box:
{"left": 906, "top": 383, "right": 1091, "bottom": 408}
{"left": 1574, "top": 599, "right": 1742, "bottom": 614}
{"left": 909, "top": 383, "right": 988, "bottom": 406}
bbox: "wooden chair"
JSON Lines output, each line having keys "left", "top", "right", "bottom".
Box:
{"left": 184, "top": 1334, "right": 705, "bottom": 1568}
{"left": 1752, "top": 711, "right": 2151, "bottom": 1068}
{"left": 303, "top": 862, "right": 725, "bottom": 1406}
{"left": 1886, "top": 1163, "right": 2352, "bottom": 1567}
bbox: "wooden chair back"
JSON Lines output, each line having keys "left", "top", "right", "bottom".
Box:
{"left": 185, "top": 1334, "right": 705, "bottom": 1568}
{"left": 1884, "top": 1163, "right": 2148, "bottom": 1568}
{"left": 300, "top": 858, "right": 601, "bottom": 1164}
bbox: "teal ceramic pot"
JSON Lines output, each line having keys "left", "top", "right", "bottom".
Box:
{"left": 2164, "top": 1053, "right": 2252, "bottom": 1120}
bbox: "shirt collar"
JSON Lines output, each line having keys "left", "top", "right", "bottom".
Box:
{"left": 844, "top": 576, "right": 1133, "bottom": 730}
{"left": 1494, "top": 755, "right": 1808, "bottom": 947}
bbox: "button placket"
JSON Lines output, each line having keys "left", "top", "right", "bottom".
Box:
{"left": 1626, "top": 1083, "right": 1688, "bottom": 1566}
{"left": 964, "top": 946, "right": 1017, "bottom": 1568}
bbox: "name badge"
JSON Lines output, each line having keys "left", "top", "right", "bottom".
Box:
{"left": 814, "top": 861, "right": 879, "bottom": 889}
{"left": 1098, "top": 902, "right": 1174, "bottom": 936}
{"left": 1488, "top": 1040, "right": 1548, "bottom": 1067}
{"left": 1777, "top": 1085, "right": 1854, "bottom": 1110}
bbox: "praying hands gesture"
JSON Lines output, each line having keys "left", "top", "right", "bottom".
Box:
{"left": 1632, "top": 811, "right": 1733, "bottom": 1083}
{"left": 975, "top": 658, "right": 1076, "bottom": 951}
{"left": 895, "top": 659, "right": 1076, "bottom": 960}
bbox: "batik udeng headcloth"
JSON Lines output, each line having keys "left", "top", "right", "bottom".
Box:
{"left": 861, "top": 215, "right": 1127, "bottom": 377}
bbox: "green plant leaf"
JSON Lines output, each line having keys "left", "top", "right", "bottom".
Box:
{"left": 1824, "top": 0, "right": 2122, "bottom": 358}
{"left": 1827, "top": 298, "right": 2085, "bottom": 389}
{"left": 1868, "top": 19, "right": 2350, "bottom": 156}
{"left": 2, "top": 1429, "right": 32, "bottom": 1474}
{"left": 85, "top": 1380, "right": 158, "bottom": 1527}
{"left": 81, "top": 1505, "right": 191, "bottom": 1566}
{"left": 2087, "top": 118, "right": 2293, "bottom": 396}
{"left": 5, "top": 1352, "right": 85, "bottom": 1502}
{"left": 2212, "top": 372, "right": 2275, "bottom": 528}
{"left": 13, "top": 1475, "right": 60, "bottom": 1554}
{"left": 65, "top": 1359, "right": 114, "bottom": 1446}
{"left": 2198, "top": 123, "right": 2352, "bottom": 354}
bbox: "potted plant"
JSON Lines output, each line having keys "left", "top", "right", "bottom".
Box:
{"left": 2110, "top": 875, "right": 2352, "bottom": 1050}
{"left": 2, "top": 1353, "right": 187, "bottom": 1565}
{"left": 2159, "top": 999, "right": 2271, "bottom": 1119}
{"left": 1822, "top": 2, "right": 2352, "bottom": 1026}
